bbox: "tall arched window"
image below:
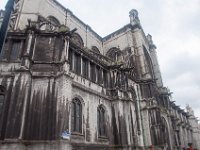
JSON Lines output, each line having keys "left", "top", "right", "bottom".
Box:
{"left": 149, "top": 109, "right": 171, "bottom": 149}
{"left": 97, "top": 105, "right": 106, "bottom": 137}
{"left": 0, "top": 86, "right": 5, "bottom": 116}
{"left": 71, "top": 98, "right": 82, "bottom": 133}
{"left": 143, "top": 46, "right": 154, "bottom": 77}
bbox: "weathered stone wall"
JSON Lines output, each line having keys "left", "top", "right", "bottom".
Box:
{"left": 103, "top": 27, "right": 133, "bottom": 54}
{"left": 0, "top": 141, "right": 72, "bottom": 150}
{"left": 0, "top": 1, "right": 200, "bottom": 150}
{"left": 15, "top": 0, "right": 104, "bottom": 54}
{"left": 0, "top": 30, "right": 139, "bottom": 148}
{"left": 70, "top": 72, "right": 139, "bottom": 148}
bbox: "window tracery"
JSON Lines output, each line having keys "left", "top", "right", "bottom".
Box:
{"left": 106, "top": 47, "right": 122, "bottom": 61}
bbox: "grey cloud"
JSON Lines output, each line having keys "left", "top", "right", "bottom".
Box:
{"left": 161, "top": 52, "right": 200, "bottom": 80}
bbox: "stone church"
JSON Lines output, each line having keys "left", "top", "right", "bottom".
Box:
{"left": 0, "top": 0, "right": 200, "bottom": 149}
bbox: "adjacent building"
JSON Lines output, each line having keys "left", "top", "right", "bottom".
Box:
{"left": 0, "top": 0, "right": 199, "bottom": 149}
{"left": 0, "top": 10, "right": 5, "bottom": 28}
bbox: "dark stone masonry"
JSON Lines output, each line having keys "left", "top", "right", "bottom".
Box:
{"left": 0, "top": 0, "right": 199, "bottom": 149}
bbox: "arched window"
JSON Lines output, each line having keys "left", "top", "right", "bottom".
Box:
{"left": 97, "top": 105, "right": 106, "bottom": 137}
{"left": 91, "top": 46, "right": 100, "bottom": 54}
{"left": 71, "top": 33, "right": 84, "bottom": 48}
{"left": 149, "top": 110, "right": 171, "bottom": 149}
{"left": 39, "top": 16, "right": 60, "bottom": 31}
{"left": 106, "top": 47, "right": 122, "bottom": 61}
{"left": 47, "top": 16, "right": 60, "bottom": 26}
{"left": 160, "top": 117, "right": 170, "bottom": 149}
{"left": 143, "top": 46, "right": 154, "bottom": 77}
{"left": 71, "top": 98, "right": 82, "bottom": 133}
{"left": 0, "top": 86, "right": 5, "bottom": 116}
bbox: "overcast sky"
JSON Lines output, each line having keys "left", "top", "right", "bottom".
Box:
{"left": 0, "top": 0, "right": 200, "bottom": 119}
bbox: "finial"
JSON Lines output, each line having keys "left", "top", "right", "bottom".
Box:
{"left": 147, "top": 34, "right": 157, "bottom": 49}
{"left": 129, "top": 9, "right": 140, "bottom": 27}
{"left": 129, "top": 9, "right": 138, "bottom": 17}
{"left": 147, "top": 34, "right": 153, "bottom": 45}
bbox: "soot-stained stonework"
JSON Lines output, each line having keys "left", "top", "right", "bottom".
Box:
{"left": 0, "top": 0, "right": 200, "bottom": 150}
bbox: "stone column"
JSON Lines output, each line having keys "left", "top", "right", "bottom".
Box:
{"left": 80, "top": 54, "right": 83, "bottom": 75}
{"left": 88, "top": 61, "right": 91, "bottom": 79}
{"left": 63, "top": 36, "right": 70, "bottom": 62}
{"left": 18, "top": 73, "right": 31, "bottom": 140}
{"left": 21, "top": 30, "right": 34, "bottom": 69}
{"left": 135, "top": 84, "right": 145, "bottom": 147}
{"left": 62, "top": 36, "right": 70, "bottom": 74}
{"left": 18, "top": 30, "right": 34, "bottom": 139}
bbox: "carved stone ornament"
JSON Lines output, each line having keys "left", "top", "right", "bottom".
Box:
{"left": 38, "top": 15, "right": 60, "bottom": 32}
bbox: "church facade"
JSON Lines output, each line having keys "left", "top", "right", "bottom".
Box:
{"left": 0, "top": 0, "right": 200, "bottom": 149}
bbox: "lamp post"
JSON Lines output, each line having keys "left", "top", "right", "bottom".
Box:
{"left": 0, "top": 0, "right": 15, "bottom": 54}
